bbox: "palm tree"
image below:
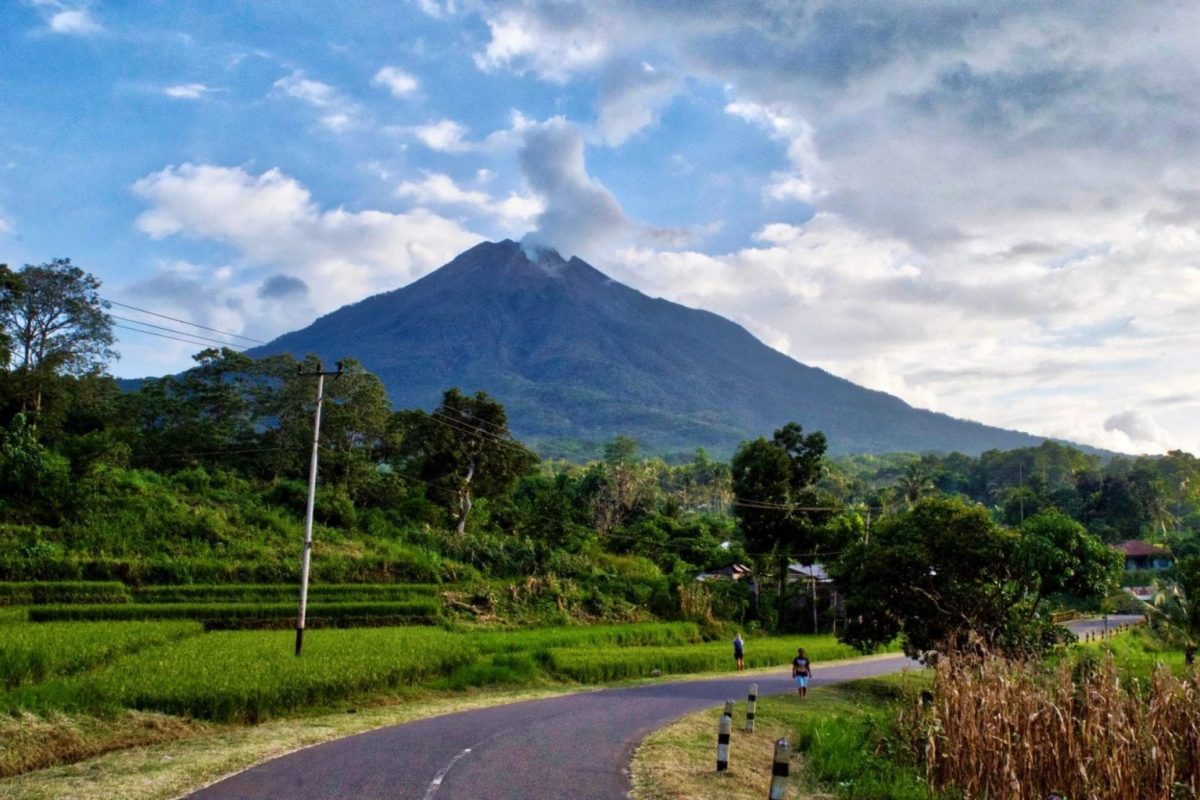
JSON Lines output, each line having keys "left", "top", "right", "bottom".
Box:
{"left": 894, "top": 462, "right": 935, "bottom": 509}
{"left": 1149, "top": 580, "right": 1198, "bottom": 665}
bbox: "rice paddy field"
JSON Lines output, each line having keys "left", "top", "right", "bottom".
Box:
{"left": 0, "top": 582, "right": 869, "bottom": 727}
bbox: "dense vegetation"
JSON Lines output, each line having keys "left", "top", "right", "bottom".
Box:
{"left": 2, "top": 259, "right": 1198, "bottom": 642}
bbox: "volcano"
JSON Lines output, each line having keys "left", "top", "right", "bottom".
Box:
{"left": 251, "top": 240, "right": 1046, "bottom": 457}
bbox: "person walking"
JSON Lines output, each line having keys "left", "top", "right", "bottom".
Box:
{"left": 792, "top": 647, "right": 812, "bottom": 698}
{"left": 732, "top": 633, "right": 745, "bottom": 671}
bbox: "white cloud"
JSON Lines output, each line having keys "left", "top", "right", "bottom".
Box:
{"left": 131, "top": 164, "right": 482, "bottom": 335}
{"left": 473, "top": 6, "right": 610, "bottom": 80}
{"left": 0, "top": 215, "right": 10, "bottom": 235}
{"left": 395, "top": 171, "right": 543, "bottom": 228}
{"left": 1104, "top": 410, "right": 1172, "bottom": 450}
{"left": 448, "top": 1, "right": 1200, "bottom": 453}
{"left": 273, "top": 71, "right": 360, "bottom": 132}
{"left": 162, "top": 83, "right": 212, "bottom": 100}
{"left": 46, "top": 7, "right": 102, "bottom": 35}
{"left": 372, "top": 66, "right": 419, "bottom": 97}
{"left": 597, "top": 60, "right": 678, "bottom": 145}
{"left": 407, "top": 119, "right": 471, "bottom": 152}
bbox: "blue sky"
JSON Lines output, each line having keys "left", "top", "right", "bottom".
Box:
{"left": 2, "top": 1, "right": 1198, "bottom": 455}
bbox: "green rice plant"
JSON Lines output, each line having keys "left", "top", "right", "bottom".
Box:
{"left": 0, "top": 620, "right": 202, "bottom": 688}
{"left": 466, "top": 621, "right": 703, "bottom": 655}
{"left": 28, "top": 600, "right": 442, "bottom": 625}
{"left": 0, "top": 581, "right": 130, "bottom": 606}
{"left": 545, "top": 635, "right": 864, "bottom": 682}
{"left": 130, "top": 583, "right": 441, "bottom": 604}
{"left": 4, "top": 627, "right": 477, "bottom": 722}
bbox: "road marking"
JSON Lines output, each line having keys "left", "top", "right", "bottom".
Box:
{"left": 423, "top": 748, "right": 472, "bottom": 800}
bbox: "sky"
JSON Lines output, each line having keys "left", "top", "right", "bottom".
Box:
{"left": 1, "top": 1, "right": 1198, "bottom": 456}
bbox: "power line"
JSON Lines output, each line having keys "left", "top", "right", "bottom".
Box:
{"left": 103, "top": 298, "right": 267, "bottom": 344}
{"left": 113, "top": 323, "right": 238, "bottom": 351}
{"left": 111, "top": 315, "right": 247, "bottom": 349}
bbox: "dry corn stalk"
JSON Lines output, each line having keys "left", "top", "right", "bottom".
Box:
{"left": 905, "top": 652, "right": 1200, "bottom": 799}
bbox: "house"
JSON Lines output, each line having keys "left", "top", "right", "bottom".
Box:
{"left": 696, "top": 563, "right": 752, "bottom": 582}
{"left": 787, "top": 562, "right": 831, "bottom": 584}
{"left": 1114, "top": 540, "right": 1174, "bottom": 571}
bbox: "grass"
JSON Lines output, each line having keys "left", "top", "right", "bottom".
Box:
{"left": 630, "top": 673, "right": 930, "bottom": 800}
{"left": 27, "top": 599, "right": 443, "bottom": 626}
{"left": 0, "top": 582, "right": 130, "bottom": 606}
{"left": 129, "top": 583, "right": 442, "bottom": 603}
{"left": 545, "top": 635, "right": 865, "bottom": 682}
{"left": 0, "top": 620, "right": 203, "bottom": 688}
{"left": 2, "top": 627, "right": 478, "bottom": 722}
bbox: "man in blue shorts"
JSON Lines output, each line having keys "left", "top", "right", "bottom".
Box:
{"left": 792, "top": 647, "right": 812, "bottom": 698}
{"left": 732, "top": 632, "right": 745, "bottom": 670}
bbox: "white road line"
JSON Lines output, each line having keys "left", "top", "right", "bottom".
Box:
{"left": 423, "top": 748, "right": 472, "bottom": 800}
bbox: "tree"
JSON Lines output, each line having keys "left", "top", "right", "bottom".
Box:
{"left": 1015, "top": 509, "right": 1121, "bottom": 612}
{"left": 832, "top": 497, "right": 1028, "bottom": 658}
{"left": 731, "top": 422, "right": 835, "bottom": 625}
{"left": 0, "top": 259, "right": 116, "bottom": 421}
{"left": 894, "top": 460, "right": 936, "bottom": 508}
{"left": 401, "top": 389, "right": 538, "bottom": 535}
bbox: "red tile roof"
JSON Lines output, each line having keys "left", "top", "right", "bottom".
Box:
{"left": 1114, "top": 539, "right": 1171, "bottom": 557}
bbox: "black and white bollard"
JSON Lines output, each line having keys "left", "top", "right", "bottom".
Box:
{"left": 746, "top": 683, "right": 758, "bottom": 732}
{"left": 716, "top": 713, "right": 731, "bottom": 772}
{"left": 768, "top": 738, "right": 790, "bottom": 799}
{"left": 723, "top": 699, "right": 735, "bottom": 719}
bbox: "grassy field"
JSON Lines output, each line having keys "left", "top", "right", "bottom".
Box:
{"left": 630, "top": 673, "right": 930, "bottom": 800}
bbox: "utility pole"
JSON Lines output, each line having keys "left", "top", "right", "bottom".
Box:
{"left": 295, "top": 360, "right": 343, "bottom": 656}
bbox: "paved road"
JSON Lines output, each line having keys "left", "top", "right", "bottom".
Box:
{"left": 190, "top": 616, "right": 1142, "bottom": 800}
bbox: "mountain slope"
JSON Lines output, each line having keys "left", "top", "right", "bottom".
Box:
{"left": 251, "top": 240, "right": 1046, "bottom": 456}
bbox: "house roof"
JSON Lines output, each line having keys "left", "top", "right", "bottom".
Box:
{"left": 788, "top": 562, "right": 830, "bottom": 582}
{"left": 1114, "top": 540, "right": 1172, "bottom": 558}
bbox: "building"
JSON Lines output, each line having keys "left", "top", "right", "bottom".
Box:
{"left": 1114, "top": 540, "right": 1174, "bottom": 572}
{"left": 696, "top": 563, "right": 752, "bottom": 582}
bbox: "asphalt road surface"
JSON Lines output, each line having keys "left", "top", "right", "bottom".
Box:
{"left": 189, "top": 615, "right": 1142, "bottom": 800}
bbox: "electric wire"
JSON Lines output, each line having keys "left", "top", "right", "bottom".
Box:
{"left": 112, "top": 323, "right": 242, "bottom": 351}
{"left": 111, "top": 314, "right": 247, "bottom": 349}
{"left": 103, "top": 298, "right": 267, "bottom": 344}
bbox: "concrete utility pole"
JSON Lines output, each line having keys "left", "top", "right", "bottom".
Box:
{"left": 295, "top": 360, "right": 344, "bottom": 656}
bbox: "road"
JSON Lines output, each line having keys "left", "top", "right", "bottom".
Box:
{"left": 189, "top": 615, "right": 1142, "bottom": 800}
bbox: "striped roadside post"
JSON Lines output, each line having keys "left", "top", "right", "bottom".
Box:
{"left": 768, "top": 738, "right": 790, "bottom": 799}
{"left": 746, "top": 683, "right": 758, "bottom": 732}
{"left": 723, "top": 699, "right": 735, "bottom": 720}
{"left": 716, "top": 713, "right": 731, "bottom": 772}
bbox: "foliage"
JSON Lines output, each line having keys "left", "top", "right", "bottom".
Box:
{"left": 397, "top": 388, "right": 538, "bottom": 535}
{"left": 832, "top": 497, "right": 1116, "bottom": 657}
{"left": 0, "top": 259, "right": 116, "bottom": 419}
